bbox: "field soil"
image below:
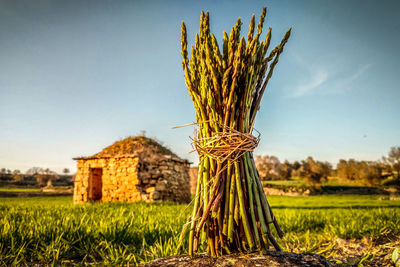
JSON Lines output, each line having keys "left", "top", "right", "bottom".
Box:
{"left": 142, "top": 251, "right": 331, "bottom": 267}
{"left": 329, "top": 235, "right": 400, "bottom": 266}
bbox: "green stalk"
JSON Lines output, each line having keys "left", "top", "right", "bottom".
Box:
{"left": 227, "top": 164, "right": 236, "bottom": 242}
{"left": 203, "top": 157, "right": 210, "bottom": 211}
{"left": 234, "top": 161, "right": 254, "bottom": 249}
{"left": 222, "top": 162, "right": 232, "bottom": 235}
{"left": 246, "top": 153, "right": 269, "bottom": 247}
{"left": 250, "top": 157, "right": 273, "bottom": 224}
{"left": 188, "top": 161, "right": 204, "bottom": 256}
{"left": 234, "top": 190, "right": 239, "bottom": 226}
{"left": 244, "top": 153, "right": 260, "bottom": 249}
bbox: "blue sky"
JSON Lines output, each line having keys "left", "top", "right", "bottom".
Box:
{"left": 0, "top": 0, "right": 399, "bottom": 173}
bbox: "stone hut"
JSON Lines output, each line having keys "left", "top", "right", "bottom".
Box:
{"left": 73, "top": 136, "right": 191, "bottom": 204}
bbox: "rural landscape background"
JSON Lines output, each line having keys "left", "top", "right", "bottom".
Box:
{"left": 1, "top": 0, "right": 399, "bottom": 266}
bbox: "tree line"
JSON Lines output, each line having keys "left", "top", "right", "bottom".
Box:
{"left": 0, "top": 167, "right": 73, "bottom": 187}
{"left": 255, "top": 146, "right": 400, "bottom": 186}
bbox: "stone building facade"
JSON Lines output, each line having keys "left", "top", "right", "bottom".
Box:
{"left": 73, "top": 136, "right": 191, "bottom": 204}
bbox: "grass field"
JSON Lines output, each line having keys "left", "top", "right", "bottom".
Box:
{"left": 1, "top": 195, "right": 399, "bottom": 266}
{"left": 0, "top": 188, "right": 40, "bottom": 192}
{"left": 0, "top": 186, "right": 72, "bottom": 192}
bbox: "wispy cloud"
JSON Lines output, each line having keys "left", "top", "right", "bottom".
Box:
{"left": 290, "top": 70, "right": 328, "bottom": 97}
{"left": 337, "top": 63, "right": 372, "bottom": 87}
{"left": 288, "top": 55, "right": 373, "bottom": 97}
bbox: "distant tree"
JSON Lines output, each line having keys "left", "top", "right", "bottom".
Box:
{"left": 377, "top": 158, "right": 391, "bottom": 177}
{"left": 347, "top": 159, "right": 359, "bottom": 181}
{"left": 292, "top": 161, "right": 301, "bottom": 171}
{"left": 325, "top": 161, "right": 333, "bottom": 176}
{"left": 277, "top": 160, "right": 292, "bottom": 180}
{"left": 299, "top": 157, "right": 331, "bottom": 185}
{"left": 388, "top": 147, "right": 400, "bottom": 178}
{"left": 12, "top": 170, "right": 23, "bottom": 182}
{"left": 0, "top": 168, "right": 7, "bottom": 179}
{"left": 290, "top": 161, "right": 301, "bottom": 177}
{"left": 27, "top": 167, "right": 58, "bottom": 187}
{"left": 337, "top": 159, "right": 348, "bottom": 181}
{"left": 337, "top": 159, "right": 358, "bottom": 181}
{"left": 26, "top": 167, "right": 44, "bottom": 175}
{"left": 255, "top": 155, "right": 269, "bottom": 179}
{"left": 255, "top": 155, "right": 281, "bottom": 180}
{"left": 357, "top": 161, "right": 382, "bottom": 185}
{"left": 337, "top": 159, "right": 384, "bottom": 185}
{"left": 0, "top": 168, "right": 12, "bottom": 181}
{"left": 268, "top": 156, "right": 282, "bottom": 179}
{"left": 63, "top": 168, "right": 70, "bottom": 175}
{"left": 381, "top": 156, "right": 393, "bottom": 175}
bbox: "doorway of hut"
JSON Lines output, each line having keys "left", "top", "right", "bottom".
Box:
{"left": 89, "top": 168, "right": 103, "bottom": 201}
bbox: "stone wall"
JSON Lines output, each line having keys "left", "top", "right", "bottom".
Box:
{"left": 73, "top": 155, "right": 191, "bottom": 204}
{"left": 136, "top": 156, "right": 191, "bottom": 203}
{"left": 73, "top": 157, "right": 139, "bottom": 203}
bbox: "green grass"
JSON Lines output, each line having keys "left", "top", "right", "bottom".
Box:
{"left": 263, "top": 177, "right": 372, "bottom": 187}
{"left": 0, "top": 188, "right": 40, "bottom": 192}
{"left": 263, "top": 178, "right": 304, "bottom": 186}
{"left": 323, "top": 178, "right": 366, "bottom": 187}
{"left": 0, "top": 186, "right": 71, "bottom": 192}
{"left": 0, "top": 195, "right": 399, "bottom": 265}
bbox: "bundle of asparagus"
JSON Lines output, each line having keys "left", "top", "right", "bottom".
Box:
{"left": 180, "top": 8, "right": 291, "bottom": 256}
